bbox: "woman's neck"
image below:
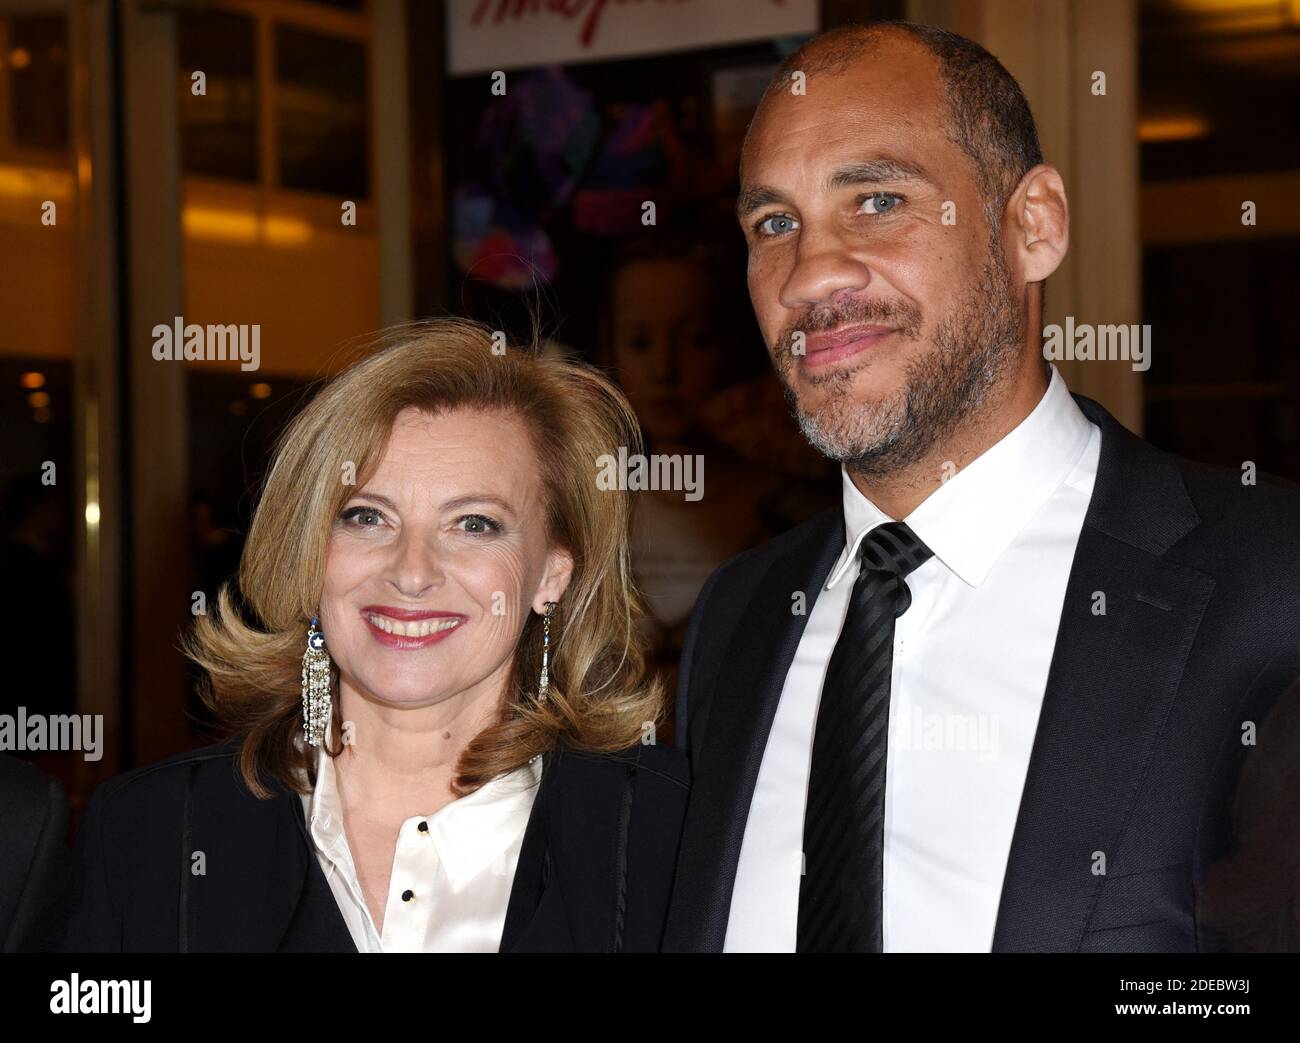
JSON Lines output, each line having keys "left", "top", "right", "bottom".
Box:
{"left": 331, "top": 677, "right": 504, "bottom": 819}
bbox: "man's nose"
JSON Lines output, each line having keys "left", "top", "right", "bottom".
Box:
{"left": 779, "top": 227, "right": 872, "bottom": 310}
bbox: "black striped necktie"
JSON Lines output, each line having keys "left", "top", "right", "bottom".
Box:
{"left": 797, "top": 520, "right": 934, "bottom": 952}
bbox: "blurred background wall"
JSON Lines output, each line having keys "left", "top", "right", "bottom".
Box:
{"left": 0, "top": 0, "right": 1295, "bottom": 813}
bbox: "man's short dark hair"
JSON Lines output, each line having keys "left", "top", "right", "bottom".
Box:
{"left": 754, "top": 20, "right": 1045, "bottom": 234}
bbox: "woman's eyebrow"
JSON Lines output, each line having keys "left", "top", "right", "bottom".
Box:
{"left": 346, "top": 490, "right": 519, "bottom": 518}
{"left": 441, "top": 493, "right": 518, "bottom": 518}
{"left": 347, "top": 490, "right": 399, "bottom": 511}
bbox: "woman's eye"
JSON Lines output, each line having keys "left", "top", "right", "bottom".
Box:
{"left": 756, "top": 214, "right": 799, "bottom": 237}
{"left": 458, "top": 513, "right": 501, "bottom": 535}
{"left": 340, "top": 505, "right": 385, "bottom": 527}
{"left": 859, "top": 192, "right": 903, "bottom": 215}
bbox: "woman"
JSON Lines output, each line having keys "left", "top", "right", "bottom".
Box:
{"left": 64, "top": 319, "right": 689, "bottom": 952}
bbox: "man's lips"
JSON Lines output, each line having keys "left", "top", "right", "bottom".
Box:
{"left": 360, "top": 605, "right": 467, "bottom": 648}
{"left": 799, "top": 324, "right": 896, "bottom": 370}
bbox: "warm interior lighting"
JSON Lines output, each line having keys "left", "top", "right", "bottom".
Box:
{"left": 183, "top": 206, "right": 259, "bottom": 243}
{"left": 9, "top": 48, "right": 31, "bottom": 71}
{"left": 183, "top": 205, "right": 314, "bottom": 247}
{"left": 1139, "top": 115, "right": 1212, "bottom": 142}
{"left": 85, "top": 501, "right": 101, "bottom": 526}
{"left": 263, "top": 216, "right": 313, "bottom": 246}
{"left": 1165, "top": 0, "right": 1300, "bottom": 32}
{"left": 20, "top": 371, "right": 46, "bottom": 389}
{"left": 249, "top": 382, "right": 272, "bottom": 399}
{"left": 27, "top": 390, "right": 51, "bottom": 408}
{"left": 0, "top": 163, "right": 73, "bottom": 201}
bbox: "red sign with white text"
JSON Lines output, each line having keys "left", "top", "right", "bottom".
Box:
{"left": 447, "top": 0, "right": 819, "bottom": 75}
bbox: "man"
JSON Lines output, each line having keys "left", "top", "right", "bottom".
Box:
{"left": 664, "top": 21, "right": 1300, "bottom": 952}
{"left": 0, "top": 754, "right": 72, "bottom": 951}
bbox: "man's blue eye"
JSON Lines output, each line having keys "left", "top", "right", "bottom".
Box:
{"left": 860, "top": 193, "right": 902, "bottom": 215}
{"left": 758, "top": 214, "right": 798, "bottom": 236}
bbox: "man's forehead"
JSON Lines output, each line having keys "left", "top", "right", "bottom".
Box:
{"left": 749, "top": 51, "right": 942, "bottom": 145}
{"left": 741, "top": 77, "right": 946, "bottom": 191}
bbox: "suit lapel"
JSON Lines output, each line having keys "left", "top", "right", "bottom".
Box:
{"left": 992, "top": 397, "right": 1215, "bottom": 951}
{"left": 183, "top": 756, "right": 354, "bottom": 952}
{"left": 499, "top": 753, "right": 566, "bottom": 951}
{"left": 665, "top": 510, "right": 843, "bottom": 951}
{"left": 277, "top": 789, "right": 356, "bottom": 952}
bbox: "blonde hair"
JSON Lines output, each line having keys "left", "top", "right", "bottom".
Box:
{"left": 187, "top": 319, "right": 664, "bottom": 797}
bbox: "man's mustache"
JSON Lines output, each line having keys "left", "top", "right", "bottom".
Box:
{"left": 774, "top": 298, "right": 923, "bottom": 358}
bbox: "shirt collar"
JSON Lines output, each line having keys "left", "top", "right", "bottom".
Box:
{"left": 429, "top": 757, "right": 541, "bottom": 887}
{"left": 305, "top": 745, "right": 354, "bottom": 878}
{"left": 827, "top": 365, "right": 1095, "bottom": 590}
{"left": 306, "top": 746, "right": 542, "bottom": 890}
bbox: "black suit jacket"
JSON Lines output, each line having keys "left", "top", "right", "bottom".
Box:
{"left": 63, "top": 738, "right": 689, "bottom": 952}
{"left": 0, "top": 754, "right": 72, "bottom": 952}
{"left": 665, "top": 395, "right": 1300, "bottom": 952}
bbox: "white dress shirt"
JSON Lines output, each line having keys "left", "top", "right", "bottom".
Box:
{"left": 724, "top": 365, "right": 1101, "bottom": 952}
{"left": 301, "top": 746, "right": 542, "bottom": 953}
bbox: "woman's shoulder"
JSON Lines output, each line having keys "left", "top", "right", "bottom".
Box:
{"left": 83, "top": 736, "right": 255, "bottom": 827}
{"left": 544, "top": 742, "right": 690, "bottom": 839}
{"left": 537, "top": 743, "right": 689, "bottom": 951}
{"left": 551, "top": 741, "right": 689, "bottom": 791}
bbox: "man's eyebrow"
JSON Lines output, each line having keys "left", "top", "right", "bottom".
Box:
{"left": 737, "top": 159, "right": 935, "bottom": 221}
{"left": 736, "top": 183, "right": 791, "bottom": 220}
{"left": 827, "top": 159, "right": 934, "bottom": 189}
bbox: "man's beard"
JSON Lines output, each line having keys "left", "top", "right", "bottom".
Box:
{"left": 771, "top": 251, "right": 1025, "bottom": 480}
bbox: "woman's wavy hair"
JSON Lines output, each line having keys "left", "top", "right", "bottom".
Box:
{"left": 187, "top": 318, "right": 665, "bottom": 798}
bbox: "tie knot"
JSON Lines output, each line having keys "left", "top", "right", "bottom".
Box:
{"left": 857, "top": 521, "right": 933, "bottom": 579}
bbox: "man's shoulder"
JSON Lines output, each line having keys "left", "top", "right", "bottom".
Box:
{"left": 0, "top": 754, "right": 66, "bottom": 856}
{"left": 703, "top": 506, "right": 841, "bottom": 602}
{"left": 1175, "top": 456, "right": 1300, "bottom": 560}
{"left": 0, "top": 752, "right": 63, "bottom": 810}
{"left": 1083, "top": 395, "right": 1299, "bottom": 568}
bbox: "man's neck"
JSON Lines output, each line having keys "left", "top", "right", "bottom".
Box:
{"left": 848, "top": 363, "right": 1051, "bottom": 520}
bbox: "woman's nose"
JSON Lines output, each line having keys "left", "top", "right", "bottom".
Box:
{"left": 386, "top": 530, "right": 445, "bottom": 599}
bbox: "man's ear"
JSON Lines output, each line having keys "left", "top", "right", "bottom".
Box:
{"left": 532, "top": 547, "right": 575, "bottom": 614}
{"left": 1009, "top": 164, "right": 1069, "bottom": 283}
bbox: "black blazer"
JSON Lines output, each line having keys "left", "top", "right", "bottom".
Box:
{"left": 0, "top": 754, "right": 71, "bottom": 952}
{"left": 665, "top": 394, "right": 1300, "bottom": 953}
{"left": 63, "top": 737, "right": 689, "bottom": 952}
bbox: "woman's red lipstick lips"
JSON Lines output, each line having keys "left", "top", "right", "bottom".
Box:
{"left": 801, "top": 324, "right": 895, "bottom": 370}
{"left": 360, "top": 606, "right": 467, "bottom": 649}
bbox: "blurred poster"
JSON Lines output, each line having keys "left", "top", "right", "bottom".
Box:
{"left": 711, "top": 61, "right": 781, "bottom": 164}
{"left": 448, "top": 0, "right": 819, "bottom": 75}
